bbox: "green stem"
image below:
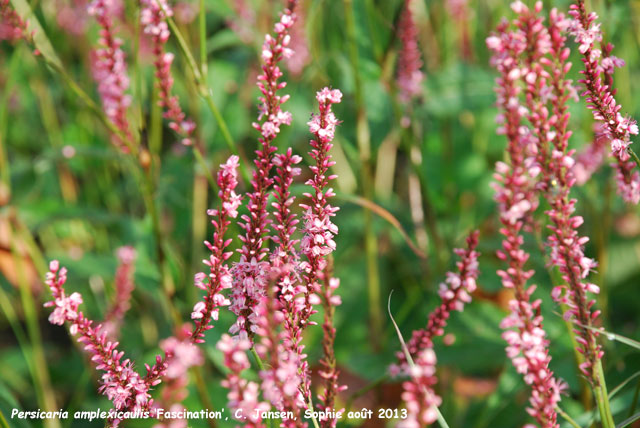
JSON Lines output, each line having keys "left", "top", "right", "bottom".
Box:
{"left": 163, "top": 13, "right": 250, "bottom": 183}
{"left": 0, "top": 49, "right": 20, "bottom": 198}
{"left": 192, "top": 145, "right": 217, "bottom": 189}
{"left": 557, "top": 406, "right": 582, "bottom": 428}
{"left": 306, "top": 395, "right": 321, "bottom": 428}
{"left": 192, "top": 366, "right": 218, "bottom": 428}
{"left": 165, "top": 16, "right": 235, "bottom": 151}
{"left": 595, "top": 359, "right": 616, "bottom": 428}
{"left": 250, "top": 346, "right": 265, "bottom": 371}
{"left": 344, "top": 0, "right": 382, "bottom": 350}
{"left": 627, "top": 147, "right": 640, "bottom": 171}
{"left": 0, "top": 408, "right": 9, "bottom": 428}
{"left": 199, "top": 0, "right": 207, "bottom": 76}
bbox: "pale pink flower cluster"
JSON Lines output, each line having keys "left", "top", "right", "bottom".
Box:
{"left": 487, "top": 4, "right": 568, "bottom": 426}
{"left": 153, "top": 326, "right": 203, "bottom": 428}
{"left": 44, "top": 261, "right": 158, "bottom": 420}
{"left": 88, "top": 0, "right": 133, "bottom": 150}
{"left": 396, "top": 348, "right": 441, "bottom": 428}
{"left": 56, "top": 0, "right": 89, "bottom": 36}
{"left": 285, "top": 5, "right": 310, "bottom": 76}
{"left": 229, "top": 257, "right": 270, "bottom": 338}
{"left": 254, "top": 291, "right": 305, "bottom": 427}
{"left": 396, "top": 0, "right": 424, "bottom": 103}
{"left": 254, "top": 13, "right": 295, "bottom": 139}
{"left": 217, "top": 334, "right": 270, "bottom": 427}
{"left": 501, "top": 296, "right": 566, "bottom": 426}
{"left": 568, "top": 0, "right": 640, "bottom": 203}
{"left": 299, "top": 88, "right": 342, "bottom": 325}
{"left": 285, "top": 2, "right": 311, "bottom": 76}
{"left": 102, "top": 246, "right": 137, "bottom": 339}
{"left": 573, "top": 123, "right": 609, "bottom": 185}
{"left": 141, "top": 0, "right": 195, "bottom": 146}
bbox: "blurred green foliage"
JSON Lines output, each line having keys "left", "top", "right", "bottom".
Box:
{"left": 2, "top": 0, "right": 640, "bottom": 427}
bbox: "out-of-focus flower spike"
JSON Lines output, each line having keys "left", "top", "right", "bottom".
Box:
{"left": 88, "top": 0, "right": 134, "bottom": 151}
{"left": 102, "top": 246, "right": 137, "bottom": 340}
{"left": 396, "top": 0, "right": 424, "bottom": 104}
{"left": 141, "top": 0, "right": 195, "bottom": 146}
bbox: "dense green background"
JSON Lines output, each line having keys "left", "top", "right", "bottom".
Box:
{"left": 2, "top": 0, "right": 640, "bottom": 426}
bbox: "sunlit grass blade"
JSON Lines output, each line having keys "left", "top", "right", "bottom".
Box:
{"left": 341, "top": 194, "right": 427, "bottom": 259}
{"left": 616, "top": 410, "right": 640, "bottom": 428}
{"left": 388, "top": 291, "right": 451, "bottom": 428}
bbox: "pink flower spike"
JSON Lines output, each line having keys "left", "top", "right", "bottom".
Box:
{"left": 140, "top": 0, "right": 195, "bottom": 146}
{"left": 568, "top": 0, "right": 640, "bottom": 203}
{"left": 88, "top": 0, "right": 134, "bottom": 151}
{"left": 230, "top": 1, "right": 299, "bottom": 340}
{"left": 487, "top": 7, "right": 569, "bottom": 425}
{"left": 43, "top": 261, "right": 158, "bottom": 416}
{"left": 102, "top": 246, "right": 137, "bottom": 340}
{"left": 189, "top": 155, "right": 240, "bottom": 343}
{"left": 400, "top": 230, "right": 480, "bottom": 364}
{"left": 396, "top": 0, "right": 424, "bottom": 104}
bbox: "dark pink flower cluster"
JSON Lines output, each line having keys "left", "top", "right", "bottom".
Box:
{"left": 391, "top": 231, "right": 479, "bottom": 428}
{"left": 44, "top": 261, "right": 158, "bottom": 421}
{"left": 0, "top": 0, "right": 28, "bottom": 42}
{"left": 396, "top": 0, "right": 424, "bottom": 103}
{"left": 102, "top": 246, "right": 137, "bottom": 339}
{"left": 141, "top": 0, "right": 195, "bottom": 146}
{"left": 544, "top": 4, "right": 605, "bottom": 383}
{"left": 398, "top": 231, "right": 480, "bottom": 366}
{"left": 231, "top": 2, "right": 299, "bottom": 339}
{"left": 88, "top": 0, "right": 133, "bottom": 151}
{"left": 568, "top": 0, "right": 640, "bottom": 203}
{"left": 190, "top": 155, "right": 240, "bottom": 343}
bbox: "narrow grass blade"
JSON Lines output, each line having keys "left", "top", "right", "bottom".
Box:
{"left": 388, "top": 291, "right": 450, "bottom": 428}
